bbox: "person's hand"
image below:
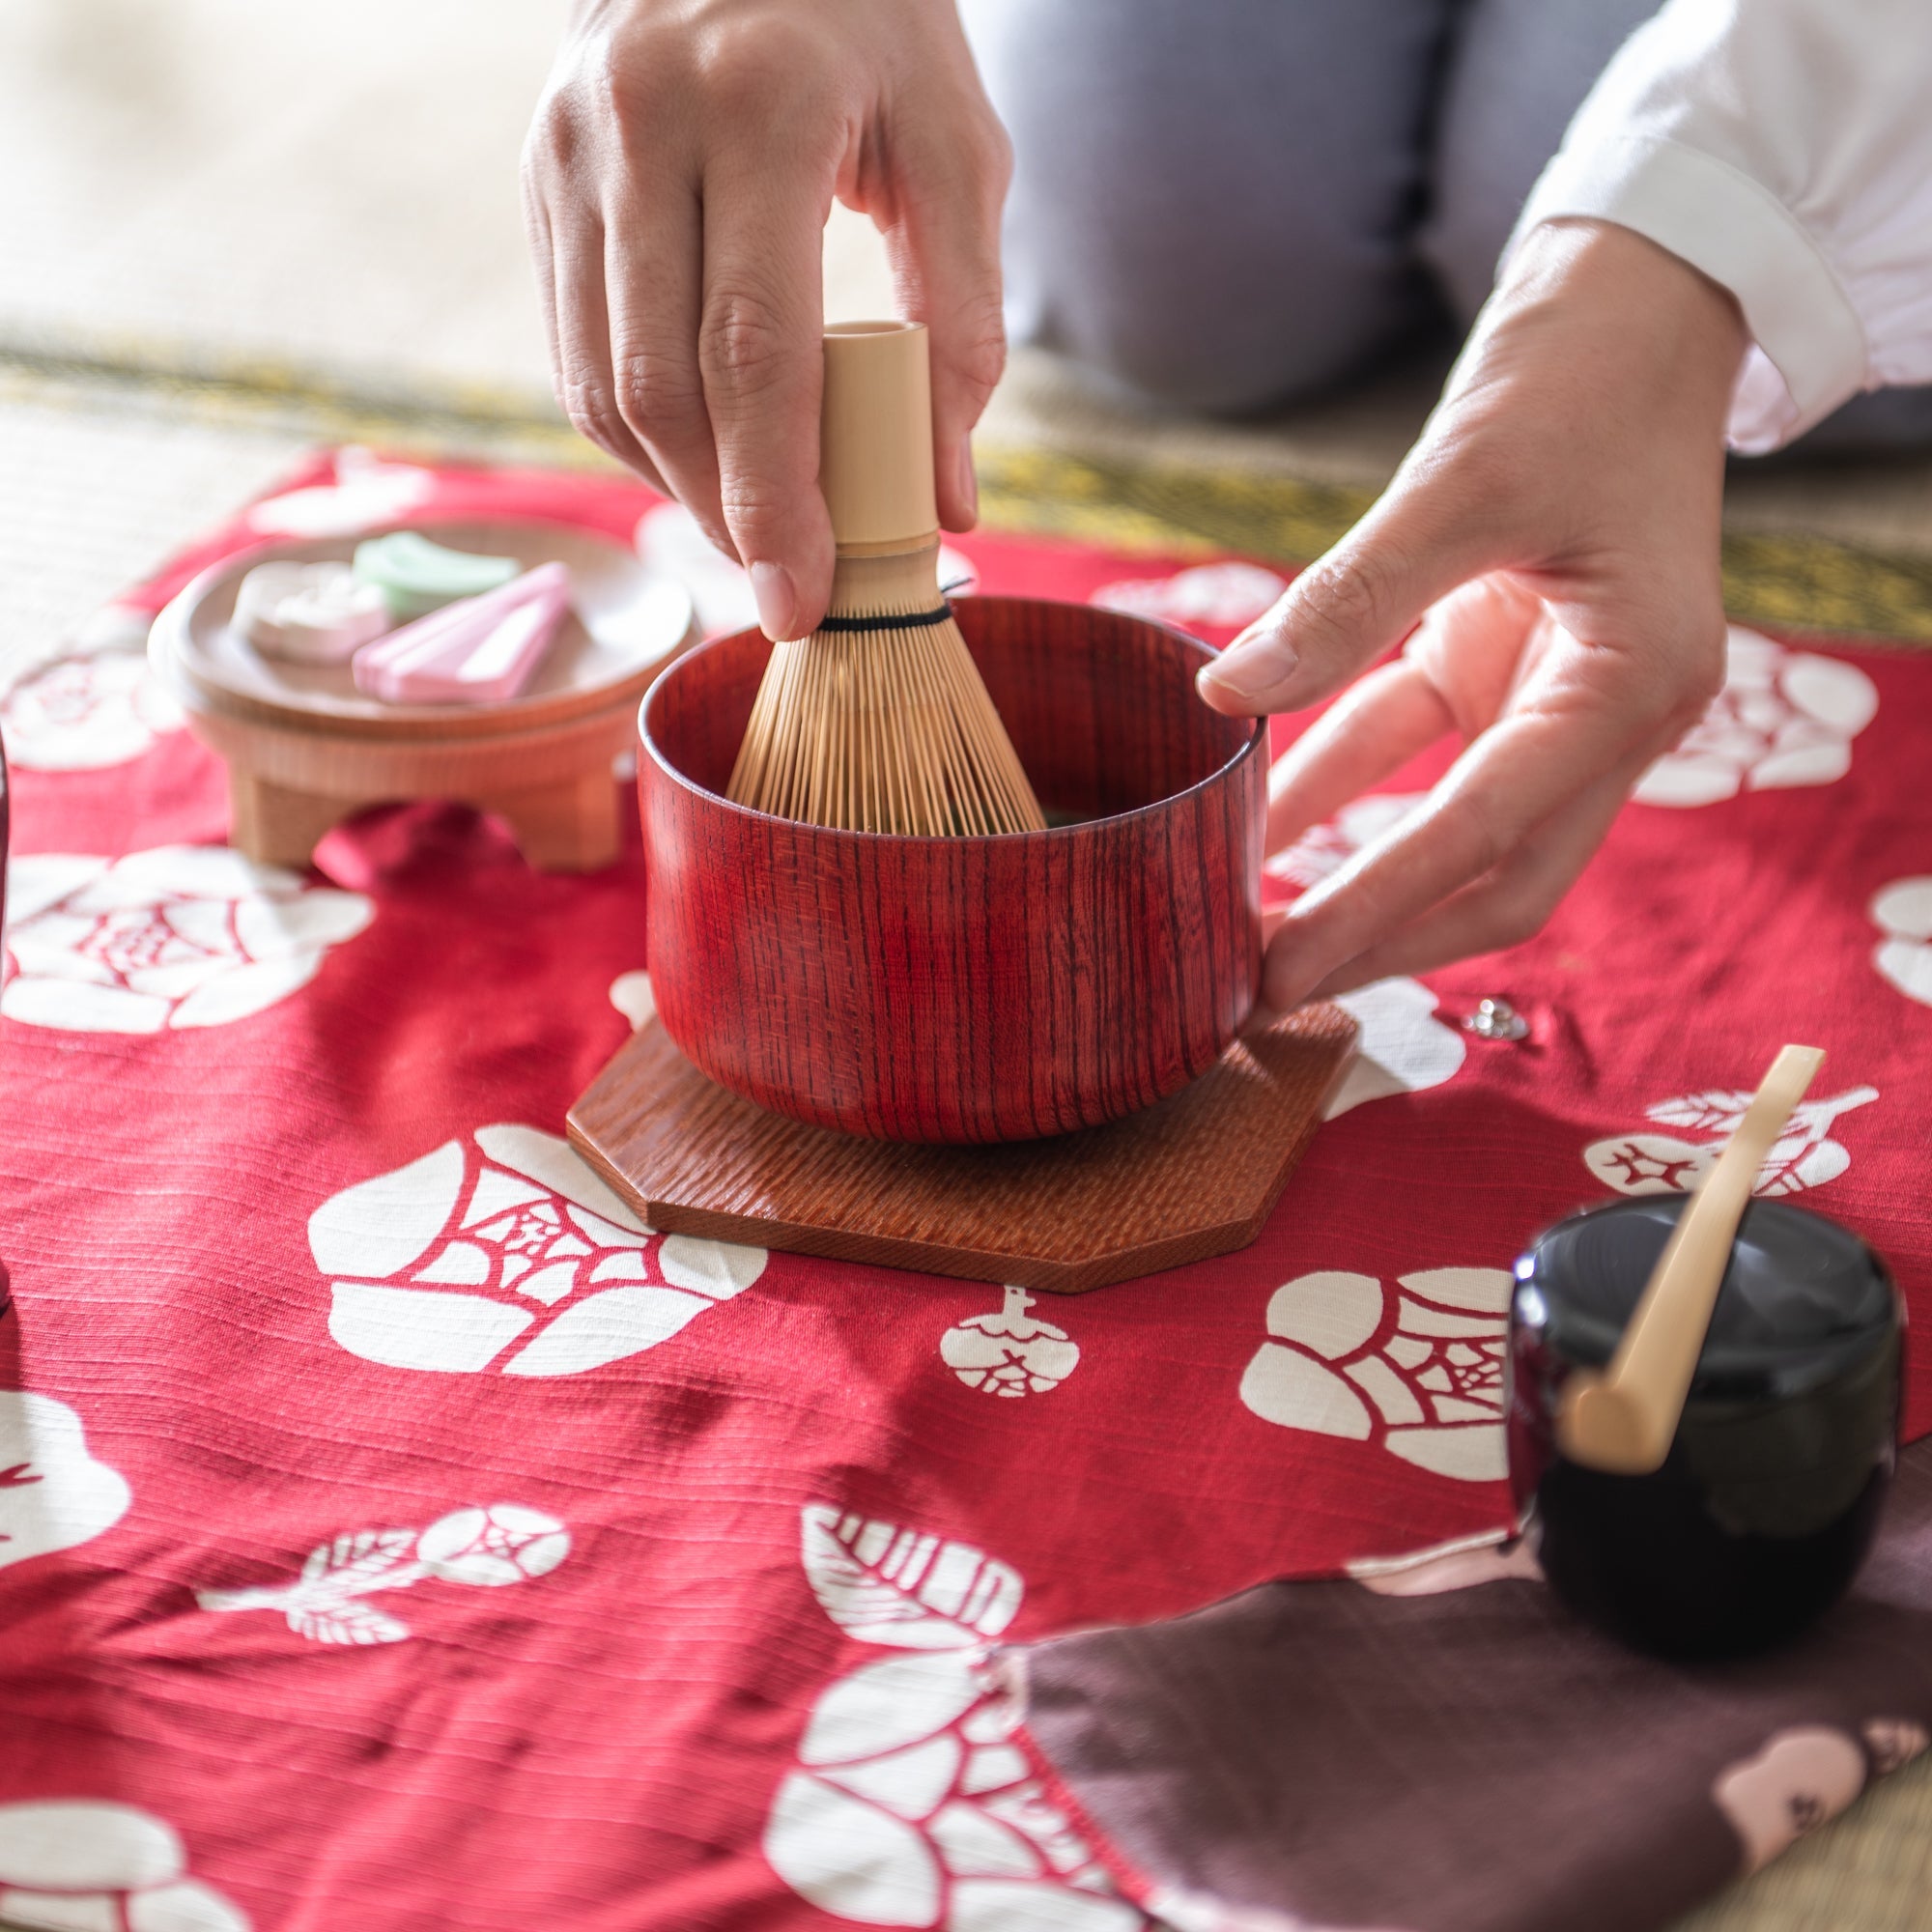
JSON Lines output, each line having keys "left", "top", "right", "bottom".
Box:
{"left": 1197, "top": 219, "right": 1748, "bottom": 1009}
{"left": 524, "top": 0, "right": 1011, "bottom": 640}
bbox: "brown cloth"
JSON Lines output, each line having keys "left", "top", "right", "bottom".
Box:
{"left": 1014, "top": 1445, "right": 1932, "bottom": 1932}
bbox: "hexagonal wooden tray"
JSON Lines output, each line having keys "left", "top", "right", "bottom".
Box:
{"left": 567, "top": 1004, "right": 1358, "bottom": 1293}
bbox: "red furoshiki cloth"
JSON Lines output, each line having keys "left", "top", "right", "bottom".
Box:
{"left": 0, "top": 449, "right": 1928, "bottom": 1932}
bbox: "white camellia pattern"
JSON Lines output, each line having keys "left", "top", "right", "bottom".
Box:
{"left": 1090, "top": 561, "right": 1288, "bottom": 631}
{"left": 1633, "top": 628, "right": 1878, "bottom": 808}
{"left": 196, "top": 1504, "right": 571, "bottom": 1645}
{"left": 1584, "top": 1085, "right": 1878, "bottom": 1198}
{"left": 764, "top": 1507, "right": 1145, "bottom": 1931}
{"left": 2, "top": 605, "right": 182, "bottom": 772}
{"left": 0, "top": 1391, "right": 131, "bottom": 1571}
{"left": 242, "top": 448, "right": 436, "bottom": 539}
{"left": 1239, "top": 1269, "right": 1513, "bottom": 1483}
{"left": 314, "top": 1123, "right": 766, "bottom": 1377}
{"left": 1871, "top": 878, "right": 1932, "bottom": 1009}
{"left": 0, "top": 1802, "right": 248, "bottom": 1932}
{"left": 939, "top": 1289, "right": 1080, "bottom": 1399}
{"left": 3, "top": 847, "right": 373, "bottom": 1034}
{"left": 1323, "top": 978, "right": 1467, "bottom": 1120}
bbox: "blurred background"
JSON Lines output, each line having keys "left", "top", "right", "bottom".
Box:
{"left": 0, "top": 0, "right": 882, "bottom": 672}
{"left": 9, "top": 0, "right": 1929, "bottom": 695}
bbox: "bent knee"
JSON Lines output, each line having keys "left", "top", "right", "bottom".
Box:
{"left": 1008, "top": 234, "right": 1425, "bottom": 415}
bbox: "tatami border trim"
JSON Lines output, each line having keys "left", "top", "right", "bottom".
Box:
{"left": 6, "top": 344, "right": 1928, "bottom": 643}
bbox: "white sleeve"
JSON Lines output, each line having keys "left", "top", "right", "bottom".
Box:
{"left": 1505, "top": 0, "right": 1932, "bottom": 452}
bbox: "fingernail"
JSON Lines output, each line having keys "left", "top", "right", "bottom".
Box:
{"left": 955, "top": 437, "right": 979, "bottom": 524}
{"left": 1202, "top": 631, "right": 1298, "bottom": 702}
{"left": 749, "top": 561, "right": 796, "bottom": 641}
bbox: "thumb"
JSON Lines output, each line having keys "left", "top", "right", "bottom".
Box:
{"left": 1197, "top": 487, "right": 1504, "bottom": 717}
{"left": 882, "top": 109, "right": 1012, "bottom": 530}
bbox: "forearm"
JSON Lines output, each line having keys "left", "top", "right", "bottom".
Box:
{"left": 1506, "top": 0, "right": 1932, "bottom": 451}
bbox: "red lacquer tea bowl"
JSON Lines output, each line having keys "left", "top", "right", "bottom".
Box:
{"left": 639, "top": 596, "right": 1265, "bottom": 1143}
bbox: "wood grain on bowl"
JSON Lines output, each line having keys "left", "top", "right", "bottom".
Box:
{"left": 640, "top": 596, "right": 1267, "bottom": 1144}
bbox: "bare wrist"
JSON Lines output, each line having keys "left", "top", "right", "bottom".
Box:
{"left": 1500, "top": 217, "right": 1747, "bottom": 411}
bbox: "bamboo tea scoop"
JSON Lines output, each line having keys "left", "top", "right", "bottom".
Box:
{"left": 1556, "top": 1043, "right": 1826, "bottom": 1475}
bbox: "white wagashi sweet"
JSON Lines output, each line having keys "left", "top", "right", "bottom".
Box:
{"left": 233, "top": 560, "right": 392, "bottom": 663}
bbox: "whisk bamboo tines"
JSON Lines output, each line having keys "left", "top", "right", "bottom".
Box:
{"left": 724, "top": 322, "right": 1045, "bottom": 836}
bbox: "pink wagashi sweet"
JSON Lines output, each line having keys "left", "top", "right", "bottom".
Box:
{"left": 351, "top": 562, "right": 572, "bottom": 705}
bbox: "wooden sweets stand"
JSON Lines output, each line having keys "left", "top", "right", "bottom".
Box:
{"left": 569, "top": 1003, "right": 1358, "bottom": 1294}
{"left": 150, "top": 521, "right": 697, "bottom": 871}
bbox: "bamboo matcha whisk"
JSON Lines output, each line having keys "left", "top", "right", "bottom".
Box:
{"left": 725, "top": 321, "right": 1046, "bottom": 836}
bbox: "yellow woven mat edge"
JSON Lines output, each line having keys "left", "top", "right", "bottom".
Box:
{"left": 8, "top": 344, "right": 1931, "bottom": 643}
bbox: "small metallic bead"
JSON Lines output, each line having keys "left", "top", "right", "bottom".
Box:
{"left": 1463, "top": 997, "right": 1528, "bottom": 1041}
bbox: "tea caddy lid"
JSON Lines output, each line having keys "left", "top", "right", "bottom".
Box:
{"left": 1517, "top": 1197, "right": 1896, "bottom": 1400}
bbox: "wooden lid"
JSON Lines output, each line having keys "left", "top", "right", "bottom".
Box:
{"left": 819, "top": 321, "right": 938, "bottom": 552}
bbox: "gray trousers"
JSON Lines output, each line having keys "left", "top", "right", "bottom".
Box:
{"left": 961, "top": 0, "right": 1932, "bottom": 451}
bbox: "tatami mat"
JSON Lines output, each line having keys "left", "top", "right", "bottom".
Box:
{"left": 0, "top": 376, "right": 305, "bottom": 680}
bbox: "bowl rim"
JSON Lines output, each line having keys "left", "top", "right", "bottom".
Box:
{"left": 635, "top": 592, "right": 1266, "bottom": 843}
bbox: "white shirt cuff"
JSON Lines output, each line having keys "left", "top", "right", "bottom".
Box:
{"left": 1507, "top": 133, "right": 1869, "bottom": 453}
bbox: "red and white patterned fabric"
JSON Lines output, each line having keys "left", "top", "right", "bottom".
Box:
{"left": 1, "top": 450, "right": 1927, "bottom": 1932}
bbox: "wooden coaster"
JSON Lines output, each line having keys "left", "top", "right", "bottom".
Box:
{"left": 567, "top": 1004, "right": 1358, "bottom": 1293}
{"left": 150, "top": 520, "right": 696, "bottom": 871}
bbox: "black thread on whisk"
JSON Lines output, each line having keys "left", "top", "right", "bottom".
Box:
{"left": 815, "top": 602, "right": 954, "bottom": 634}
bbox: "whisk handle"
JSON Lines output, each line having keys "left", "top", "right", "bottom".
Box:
{"left": 820, "top": 321, "right": 939, "bottom": 552}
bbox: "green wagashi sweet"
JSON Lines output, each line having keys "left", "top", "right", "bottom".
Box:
{"left": 353, "top": 532, "right": 520, "bottom": 622}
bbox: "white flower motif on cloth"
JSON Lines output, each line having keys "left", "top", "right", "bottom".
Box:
{"left": 1264, "top": 793, "right": 1425, "bottom": 892}
{"left": 1632, "top": 628, "right": 1878, "bottom": 809}
{"left": 196, "top": 1503, "right": 570, "bottom": 1645}
{"left": 0, "top": 1391, "right": 131, "bottom": 1571}
{"left": 1239, "top": 1269, "right": 1512, "bottom": 1483}
{"left": 2, "top": 848, "right": 374, "bottom": 1035}
{"left": 637, "top": 502, "right": 972, "bottom": 636}
{"left": 1861, "top": 1719, "right": 1930, "bottom": 1776}
{"left": 1870, "top": 878, "right": 1932, "bottom": 1009}
{"left": 940, "top": 1288, "right": 1080, "bottom": 1399}
{"left": 609, "top": 969, "right": 656, "bottom": 1031}
{"left": 1322, "top": 979, "right": 1466, "bottom": 1120}
{"left": 314, "top": 1123, "right": 766, "bottom": 1377}
{"left": 764, "top": 1506, "right": 1146, "bottom": 1930}
{"left": 1346, "top": 1525, "right": 1542, "bottom": 1597}
{"left": 2, "top": 607, "right": 181, "bottom": 773}
{"left": 1584, "top": 1084, "right": 1878, "bottom": 1199}
{"left": 243, "top": 448, "right": 437, "bottom": 538}
{"left": 1711, "top": 1726, "right": 1866, "bottom": 1874}
{"left": 1091, "top": 561, "right": 1287, "bottom": 631}
{"left": 0, "top": 1802, "right": 247, "bottom": 1932}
